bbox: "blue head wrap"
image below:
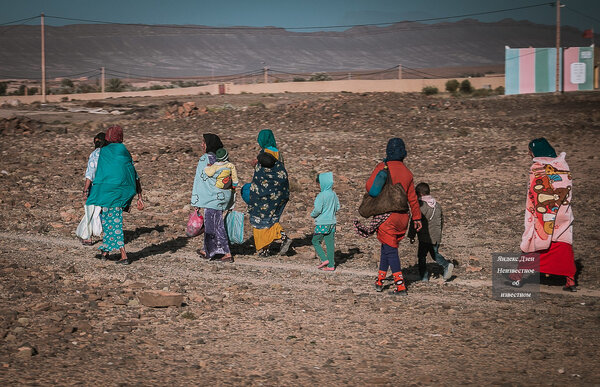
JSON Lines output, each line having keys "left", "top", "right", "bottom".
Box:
{"left": 384, "top": 138, "right": 407, "bottom": 162}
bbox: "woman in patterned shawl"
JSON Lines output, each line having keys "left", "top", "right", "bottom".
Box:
{"left": 191, "top": 133, "right": 234, "bottom": 262}
{"left": 86, "top": 125, "right": 144, "bottom": 265}
{"left": 248, "top": 130, "right": 291, "bottom": 256}
{"left": 519, "top": 137, "right": 577, "bottom": 291}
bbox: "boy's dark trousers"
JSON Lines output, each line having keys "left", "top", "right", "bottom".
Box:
{"left": 418, "top": 241, "right": 449, "bottom": 277}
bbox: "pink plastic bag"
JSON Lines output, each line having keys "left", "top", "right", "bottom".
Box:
{"left": 186, "top": 209, "right": 204, "bottom": 237}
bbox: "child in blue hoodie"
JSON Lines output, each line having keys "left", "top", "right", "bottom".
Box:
{"left": 311, "top": 172, "right": 340, "bottom": 271}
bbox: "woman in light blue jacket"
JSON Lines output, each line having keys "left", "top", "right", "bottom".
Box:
{"left": 311, "top": 172, "right": 340, "bottom": 271}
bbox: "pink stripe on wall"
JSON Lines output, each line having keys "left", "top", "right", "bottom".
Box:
{"left": 519, "top": 48, "right": 536, "bottom": 94}
{"left": 563, "top": 47, "right": 579, "bottom": 92}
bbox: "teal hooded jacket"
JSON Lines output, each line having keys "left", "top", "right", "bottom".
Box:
{"left": 311, "top": 172, "right": 340, "bottom": 225}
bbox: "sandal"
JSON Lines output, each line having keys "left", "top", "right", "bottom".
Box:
{"left": 320, "top": 266, "right": 335, "bottom": 272}
{"left": 115, "top": 258, "right": 131, "bottom": 265}
{"left": 219, "top": 254, "right": 234, "bottom": 263}
{"left": 81, "top": 240, "right": 94, "bottom": 246}
{"left": 196, "top": 249, "right": 208, "bottom": 259}
{"left": 317, "top": 261, "right": 329, "bottom": 269}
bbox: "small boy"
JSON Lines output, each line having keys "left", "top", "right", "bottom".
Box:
{"left": 204, "top": 148, "right": 238, "bottom": 190}
{"left": 408, "top": 182, "right": 454, "bottom": 281}
{"left": 311, "top": 172, "right": 340, "bottom": 271}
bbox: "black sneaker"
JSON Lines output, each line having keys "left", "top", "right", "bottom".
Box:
{"left": 258, "top": 249, "right": 271, "bottom": 258}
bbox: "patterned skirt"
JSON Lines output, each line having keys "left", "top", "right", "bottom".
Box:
{"left": 203, "top": 208, "right": 231, "bottom": 258}
{"left": 98, "top": 207, "right": 125, "bottom": 252}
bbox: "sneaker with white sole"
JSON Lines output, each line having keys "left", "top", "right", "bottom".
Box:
{"left": 279, "top": 234, "right": 292, "bottom": 255}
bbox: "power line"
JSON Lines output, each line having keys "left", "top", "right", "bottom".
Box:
{"left": 0, "top": 15, "right": 40, "bottom": 26}
{"left": 563, "top": 5, "right": 600, "bottom": 25}
{"left": 48, "top": 69, "right": 102, "bottom": 78}
{"left": 104, "top": 67, "right": 264, "bottom": 80}
{"left": 43, "top": 3, "right": 553, "bottom": 31}
{"left": 0, "top": 15, "right": 41, "bottom": 35}
{"left": 401, "top": 65, "right": 440, "bottom": 79}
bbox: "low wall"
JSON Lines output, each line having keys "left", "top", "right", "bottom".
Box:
{"left": 226, "top": 77, "right": 505, "bottom": 94}
{"left": 0, "top": 77, "right": 505, "bottom": 105}
{"left": 0, "top": 84, "right": 219, "bottom": 104}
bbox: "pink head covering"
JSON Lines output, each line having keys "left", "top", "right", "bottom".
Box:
{"left": 105, "top": 125, "right": 123, "bottom": 143}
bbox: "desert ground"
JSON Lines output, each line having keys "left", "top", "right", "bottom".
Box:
{"left": 1, "top": 91, "right": 599, "bottom": 385}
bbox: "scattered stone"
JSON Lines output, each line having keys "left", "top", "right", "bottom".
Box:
{"left": 16, "top": 317, "right": 29, "bottom": 326}
{"left": 138, "top": 290, "right": 184, "bottom": 308}
{"left": 128, "top": 299, "right": 140, "bottom": 307}
{"left": 465, "top": 265, "right": 483, "bottom": 273}
{"left": 16, "top": 344, "right": 37, "bottom": 358}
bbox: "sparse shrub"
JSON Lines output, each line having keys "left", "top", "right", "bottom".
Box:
{"left": 457, "top": 128, "right": 471, "bottom": 137}
{"left": 179, "top": 311, "right": 197, "bottom": 320}
{"left": 106, "top": 78, "right": 124, "bottom": 92}
{"left": 0, "top": 82, "right": 7, "bottom": 96}
{"left": 445, "top": 79, "right": 459, "bottom": 93}
{"left": 422, "top": 86, "right": 439, "bottom": 95}
{"left": 61, "top": 96, "right": 68, "bottom": 102}
{"left": 250, "top": 102, "right": 266, "bottom": 109}
{"left": 293, "top": 77, "right": 306, "bottom": 82}
{"left": 172, "top": 80, "right": 198, "bottom": 88}
{"left": 495, "top": 86, "right": 505, "bottom": 95}
{"left": 309, "top": 72, "right": 331, "bottom": 82}
{"left": 76, "top": 84, "right": 97, "bottom": 94}
{"left": 27, "top": 87, "right": 38, "bottom": 95}
{"left": 459, "top": 79, "right": 473, "bottom": 94}
{"left": 472, "top": 88, "right": 493, "bottom": 97}
{"left": 61, "top": 78, "right": 74, "bottom": 88}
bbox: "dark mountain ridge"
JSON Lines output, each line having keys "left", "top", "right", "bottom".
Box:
{"left": 0, "top": 18, "right": 595, "bottom": 79}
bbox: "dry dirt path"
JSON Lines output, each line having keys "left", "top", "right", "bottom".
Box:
{"left": 1, "top": 231, "right": 598, "bottom": 298}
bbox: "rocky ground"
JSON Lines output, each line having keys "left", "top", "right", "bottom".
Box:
{"left": 1, "top": 91, "right": 599, "bottom": 385}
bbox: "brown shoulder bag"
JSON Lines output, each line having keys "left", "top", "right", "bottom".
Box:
{"left": 358, "top": 163, "right": 409, "bottom": 218}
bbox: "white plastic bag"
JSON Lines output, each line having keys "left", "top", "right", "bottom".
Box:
{"left": 76, "top": 205, "right": 102, "bottom": 240}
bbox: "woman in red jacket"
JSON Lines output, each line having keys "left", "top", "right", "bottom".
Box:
{"left": 363, "top": 138, "right": 422, "bottom": 295}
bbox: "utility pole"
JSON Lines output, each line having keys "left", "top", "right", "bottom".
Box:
{"left": 398, "top": 64, "right": 402, "bottom": 80}
{"left": 101, "top": 67, "right": 105, "bottom": 94}
{"left": 41, "top": 13, "right": 46, "bottom": 102}
{"left": 263, "top": 67, "right": 268, "bottom": 84}
{"left": 555, "top": 0, "right": 561, "bottom": 93}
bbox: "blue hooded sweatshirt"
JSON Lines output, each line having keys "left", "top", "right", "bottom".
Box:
{"left": 310, "top": 172, "right": 340, "bottom": 225}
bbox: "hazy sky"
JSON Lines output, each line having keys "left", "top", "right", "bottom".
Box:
{"left": 2, "top": 0, "right": 598, "bottom": 32}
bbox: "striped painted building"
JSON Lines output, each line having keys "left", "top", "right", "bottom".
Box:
{"left": 505, "top": 46, "right": 594, "bottom": 95}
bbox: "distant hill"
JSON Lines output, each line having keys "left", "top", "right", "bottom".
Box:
{"left": 0, "top": 19, "right": 595, "bottom": 80}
